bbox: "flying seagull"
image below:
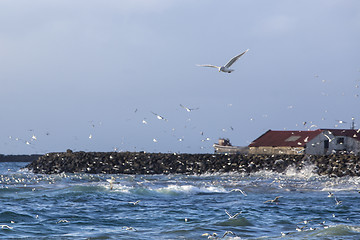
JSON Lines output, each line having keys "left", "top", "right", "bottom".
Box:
{"left": 107, "top": 176, "right": 115, "bottom": 190}
{"left": 230, "top": 188, "right": 247, "bottom": 196}
{"left": 197, "top": 49, "right": 249, "bottom": 73}
{"left": 225, "top": 209, "right": 242, "bottom": 219}
{"left": 129, "top": 200, "right": 141, "bottom": 205}
{"left": 122, "top": 226, "right": 136, "bottom": 231}
{"left": 180, "top": 104, "right": 199, "bottom": 112}
{"left": 223, "top": 231, "right": 237, "bottom": 238}
{"left": 0, "top": 225, "right": 13, "bottom": 230}
{"left": 334, "top": 197, "right": 342, "bottom": 206}
{"left": 151, "top": 111, "right": 168, "bottom": 121}
{"left": 264, "top": 196, "right": 281, "bottom": 203}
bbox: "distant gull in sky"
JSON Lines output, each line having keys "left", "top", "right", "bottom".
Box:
{"left": 197, "top": 49, "right": 249, "bottom": 73}
{"left": 180, "top": 104, "right": 199, "bottom": 112}
{"left": 336, "top": 120, "right": 347, "bottom": 124}
{"left": 151, "top": 111, "right": 168, "bottom": 121}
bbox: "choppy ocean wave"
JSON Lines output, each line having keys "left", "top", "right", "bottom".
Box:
{"left": 0, "top": 162, "right": 360, "bottom": 239}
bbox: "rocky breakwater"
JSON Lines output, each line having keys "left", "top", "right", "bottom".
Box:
{"left": 26, "top": 150, "right": 360, "bottom": 177}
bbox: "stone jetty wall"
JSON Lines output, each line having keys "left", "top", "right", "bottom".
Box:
{"left": 0, "top": 154, "right": 42, "bottom": 162}
{"left": 25, "top": 151, "right": 360, "bottom": 177}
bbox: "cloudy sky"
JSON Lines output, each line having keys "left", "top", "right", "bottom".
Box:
{"left": 1, "top": 0, "right": 359, "bottom": 154}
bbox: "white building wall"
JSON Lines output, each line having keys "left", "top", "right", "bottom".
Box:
{"left": 305, "top": 134, "right": 325, "bottom": 155}
{"left": 345, "top": 137, "right": 360, "bottom": 155}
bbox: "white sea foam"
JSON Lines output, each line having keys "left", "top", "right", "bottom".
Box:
{"left": 248, "top": 163, "right": 320, "bottom": 181}
{"left": 321, "top": 176, "right": 360, "bottom": 192}
{"left": 153, "top": 184, "right": 226, "bottom": 195}
{"left": 349, "top": 225, "right": 360, "bottom": 233}
{"left": 283, "top": 163, "right": 319, "bottom": 179}
{"left": 103, "top": 182, "right": 133, "bottom": 193}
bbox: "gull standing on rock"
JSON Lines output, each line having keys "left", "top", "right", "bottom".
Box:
{"left": 197, "top": 49, "right": 249, "bottom": 73}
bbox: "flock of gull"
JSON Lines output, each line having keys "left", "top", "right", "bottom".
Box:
{"left": 100, "top": 178, "right": 359, "bottom": 239}
{"left": 1, "top": 166, "right": 359, "bottom": 238}
{"left": 203, "top": 190, "right": 357, "bottom": 239}
{"left": 4, "top": 49, "right": 250, "bottom": 154}
{"left": 5, "top": 46, "right": 360, "bottom": 154}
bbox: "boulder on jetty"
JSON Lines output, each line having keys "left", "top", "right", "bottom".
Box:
{"left": 26, "top": 151, "right": 360, "bottom": 177}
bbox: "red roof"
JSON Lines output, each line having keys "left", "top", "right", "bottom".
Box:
{"left": 249, "top": 129, "right": 323, "bottom": 147}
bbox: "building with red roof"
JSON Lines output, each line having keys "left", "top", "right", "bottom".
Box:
{"left": 248, "top": 129, "right": 360, "bottom": 155}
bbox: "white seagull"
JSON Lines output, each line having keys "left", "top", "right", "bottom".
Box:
{"left": 197, "top": 49, "right": 249, "bottom": 73}
{"left": 225, "top": 209, "right": 242, "bottom": 219}
{"left": 0, "top": 225, "right": 13, "bottom": 230}
{"left": 180, "top": 104, "right": 199, "bottom": 112}
{"left": 129, "top": 200, "right": 141, "bottom": 205}
{"left": 264, "top": 196, "right": 281, "bottom": 203}
{"left": 335, "top": 197, "right": 342, "bottom": 205}
{"left": 151, "top": 111, "right": 168, "bottom": 121}
{"left": 230, "top": 188, "right": 247, "bottom": 196}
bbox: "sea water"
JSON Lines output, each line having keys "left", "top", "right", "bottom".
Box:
{"left": 0, "top": 161, "right": 360, "bottom": 239}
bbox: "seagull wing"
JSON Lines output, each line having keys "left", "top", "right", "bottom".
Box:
{"left": 232, "top": 211, "right": 242, "bottom": 218}
{"left": 223, "top": 231, "right": 235, "bottom": 238}
{"left": 196, "top": 64, "right": 220, "bottom": 69}
{"left": 239, "top": 189, "right": 247, "bottom": 196}
{"left": 225, "top": 210, "right": 232, "bottom": 218}
{"left": 224, "top": 49, "right": 249, "bottom": 68}
{"left": 179, "top": 104, "right": 187, "bottom": 110}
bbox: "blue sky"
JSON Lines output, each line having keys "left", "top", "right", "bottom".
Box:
{"left": 1, "top": 0, "right": 359, "bottom": 154}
